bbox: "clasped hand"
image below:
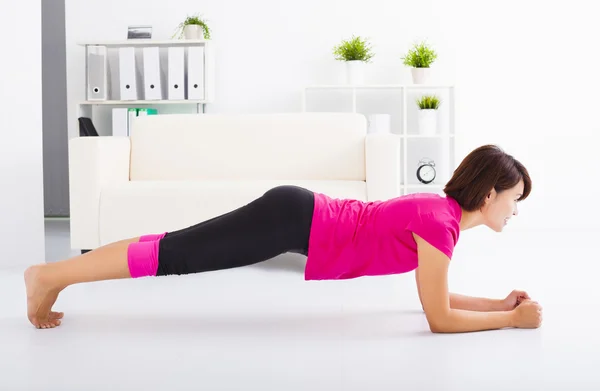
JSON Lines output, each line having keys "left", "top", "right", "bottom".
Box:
{"left": 503, "top": 289, "right": 543, "bottom": 328}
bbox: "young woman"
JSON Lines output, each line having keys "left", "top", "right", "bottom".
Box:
{"left": 24, "top": 144, "right": 542, "bottom": 332}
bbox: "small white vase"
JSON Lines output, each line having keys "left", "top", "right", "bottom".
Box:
{"left": 418, "top": 109, "right": 437, "bottom": 136}
{"left": 411, "top": 67, "right": 430, "bottom": 84}
{"left": 346, "top": 60, "right": 365, "bottom": 85}
{"left": 367, "top": 114, "right": 391, "bottom": 134}
{"left": 184, "top": 25, "right": 203, "bottom": 39}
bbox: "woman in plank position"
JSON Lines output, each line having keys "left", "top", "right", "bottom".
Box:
{"left": 24, "top": 144, "right": 542, "bottom": 332}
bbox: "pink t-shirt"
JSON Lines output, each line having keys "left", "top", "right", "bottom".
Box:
{"left": 305, "top": 192, "right": 462, "bottom": 280}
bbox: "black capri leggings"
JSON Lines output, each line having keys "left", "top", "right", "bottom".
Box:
{"left": 155, "top": 185, "right": 315, "bottom": 276}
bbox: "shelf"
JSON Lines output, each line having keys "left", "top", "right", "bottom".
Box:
{"left": 77, "top": 39, "right": 209, "bottom": 48}
{"left": 79, "top": 100, "right": 207, "bottom": 105}
{"left": 403, "top": 134, "right": 454, "bottom": 139}
{"left": 406, "top": 184, "right": 444, "bottom": 188}
{"left": 305, "top": 84, "right": 454, "bottom": 90}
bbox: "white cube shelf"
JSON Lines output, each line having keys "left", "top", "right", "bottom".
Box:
{"left": 302, "top": 84, "right": 456, "bottom": 196}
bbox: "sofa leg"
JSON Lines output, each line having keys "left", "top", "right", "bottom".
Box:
{"left": 81, "top": 249, "right": 91, "bottom": 254}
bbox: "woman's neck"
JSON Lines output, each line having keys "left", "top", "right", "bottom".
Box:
{"left": 459, "top": 208, "right": 484, "bottom": 231}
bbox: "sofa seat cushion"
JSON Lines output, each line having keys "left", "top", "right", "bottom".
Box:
{"left": 98, "top": 180, "right": 367, "bottom": 245}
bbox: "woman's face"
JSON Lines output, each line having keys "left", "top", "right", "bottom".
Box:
{"left": 482, "top": 180, "right": 525, "bottom": 232}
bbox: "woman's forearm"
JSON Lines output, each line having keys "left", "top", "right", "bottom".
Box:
{"left": 449, "top": 293, "right": 506, "bottom": 312}
{"left": 430, "top": 308, "right": 514, "bottom": 333}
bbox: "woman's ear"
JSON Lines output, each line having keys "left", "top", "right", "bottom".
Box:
{"left": 483, "top": 188, "right": 496, "bottom": 205}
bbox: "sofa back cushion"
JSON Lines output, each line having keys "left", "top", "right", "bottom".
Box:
{"left": 129, "top": 113, "right": 366, "bottom": 181}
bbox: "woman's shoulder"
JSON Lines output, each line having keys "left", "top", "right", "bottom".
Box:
{"left": 391, "top": 193, "right": 462, "bottom": 258}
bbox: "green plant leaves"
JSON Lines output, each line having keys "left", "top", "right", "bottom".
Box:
{"left": 416, "top": 95, "right": 441, "bottom": 109}
{"left": 332, "top": 36, "right": 375, "bottom": 62}
{"left": 331, "top": 37, "right": 438, "bottom": 68}
{"left": 402, "top": 41, "right": 437, "bottom": 68}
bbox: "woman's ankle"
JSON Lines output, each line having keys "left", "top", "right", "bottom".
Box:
{"left": 41, "top": 263, "right": 69, "bottom": 291}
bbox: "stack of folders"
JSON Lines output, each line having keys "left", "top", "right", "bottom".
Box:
{"left": 110, "top": 45, "right": 205, "bottom": 101}
{"left": 112, "top": 108, "right": 158, "bottom": 137}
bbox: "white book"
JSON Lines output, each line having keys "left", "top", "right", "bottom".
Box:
{"left": 111, "top": 108, "right": 129, "bottom": 137}
{"left": 142, "top": 47, "right": 162, "bottom": 100}
{"left": 118, "top": 47, "right": 138, "bottom": 100}
{"left": 167, "top": 47, "right": 185, "bottom": 100}
{"left": 186, "top": 46, "right": 205, "bottom": 100}
{"left": 128, "top": 109, "right": 137, "bottom": 136}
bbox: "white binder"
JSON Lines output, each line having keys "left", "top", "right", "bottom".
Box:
{"left": 186, "top": 46, "right": 205, "bottom": 100}
{"left": 86, "top": 46, "right": 108, "bottom": 101}
{"left": 142, "top": 47, "right": 162, "bottom": 100}
{"left": 118, "top": 47, "right": 138, "bottom": 100}
{"left": 167, "top": 47, "right": 185, "bottom": 100}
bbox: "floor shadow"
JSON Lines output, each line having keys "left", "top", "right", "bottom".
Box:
{"left": 59, "top": 309, "right": 431, "bottom": 340}
{"left": 249, "top": 253, "right": 306, "bottom": 274}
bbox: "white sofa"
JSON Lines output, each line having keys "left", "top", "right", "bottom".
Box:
{"left": 68, "top": 113, "right": 401, "bottom": 251}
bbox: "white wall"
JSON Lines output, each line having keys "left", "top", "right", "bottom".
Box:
{"left": 65, "top": 0, "right": 600, "bottom": 233}
{"left": 0, "top": 1, "right": 45, "bottom": 268}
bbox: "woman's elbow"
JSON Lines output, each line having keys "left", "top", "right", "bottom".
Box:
{"left": 425, "top": 312, "right": 452, "bottom": 333}
{"left": 428, "top": 322, "right": 448, "bottom": 334}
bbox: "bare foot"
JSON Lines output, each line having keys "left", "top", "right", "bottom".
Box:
{"left": 24, "top": 265, "right": 64, "bottom": 329}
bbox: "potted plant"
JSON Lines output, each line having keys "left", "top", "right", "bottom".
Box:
{"left": 401, "top": 41, "right": 437, "bottom": 84}
{"left": 416, "top": 95, "right": 440, "bottom": 136}
{"left": 172, "top": 14, "right": 211, "bottom": 40}
{"left": 332, "top": 35, "right": 374, "bottom": 85}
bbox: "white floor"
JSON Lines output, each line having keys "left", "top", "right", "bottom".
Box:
{"left": 1, "top": 220, "right": 599, "bottom": 390}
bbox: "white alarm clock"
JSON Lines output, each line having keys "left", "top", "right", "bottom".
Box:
{"left": 416, "top": 158, "right": 436, "bottom": 184}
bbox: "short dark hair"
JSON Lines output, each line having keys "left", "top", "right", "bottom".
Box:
{"left": 444, "top": 144, "right": 532, "bottom": 211}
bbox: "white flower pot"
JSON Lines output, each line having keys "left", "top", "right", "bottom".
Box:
{"left": 346, "top": 60, "right": 365, "bottom": 85}
{"left": 411, "top": 67, "right": 430, "bottom": 84}
{"left": 184, "top": 25, "right": 203, "bottom": 39}
{"left": 418, "top": 109, "right": 438, "bottom": 136}
{"left": 367, "top": 114, "right": 391, "bottom": 134}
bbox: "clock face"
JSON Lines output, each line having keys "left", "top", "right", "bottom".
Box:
{"left": 417, "top": 165, "right": 436, "bottom": 184}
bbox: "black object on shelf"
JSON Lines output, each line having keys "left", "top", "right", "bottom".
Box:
{"left": 78, "top": 117, "right": 99, "bottom": 137}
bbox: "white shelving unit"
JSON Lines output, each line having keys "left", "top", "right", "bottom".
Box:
{"left": 76, "top": 39, "right": 215, "bottom": 136}
{"left": 76, "top": 39, "right": 211, "bottom": 47}
{"left": 302, "top": 84, "right": 456, "bottom": 196}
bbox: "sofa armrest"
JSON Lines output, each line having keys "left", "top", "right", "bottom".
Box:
{"left": 68, "top": 137, "right": 131, "bottom": 250}
{"left": 365, "top": 133, "right": 401, "bottom": 201}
